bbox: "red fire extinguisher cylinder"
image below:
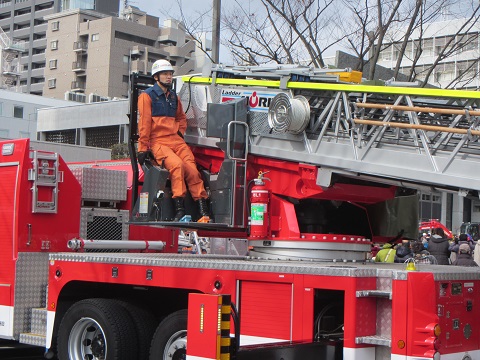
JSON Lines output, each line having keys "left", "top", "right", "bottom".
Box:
{"left": 250, "top": 178, "right": 270, "bottom": 238}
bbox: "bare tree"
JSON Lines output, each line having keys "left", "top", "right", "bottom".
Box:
{"left": 222, "top": 0, "right": 346, "bottom": 66}
{"left": 164, "top": 0, "right": 480, "bottom": 89}
{"left": 420, "top": 6, "right": 480, "bottom": 86}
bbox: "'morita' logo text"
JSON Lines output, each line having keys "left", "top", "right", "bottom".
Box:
{"left": 221, "top": 89, "right": 279, "bottom": 112}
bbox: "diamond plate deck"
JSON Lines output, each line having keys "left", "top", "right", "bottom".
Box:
{"left": 14, "top": 253, "right": 49, "bottom": 338}
{"left": 48, "top": 252, "right": 480, "bottom": 280}
{"left": 19, "top": 333, "right": 46, "bottom": 347}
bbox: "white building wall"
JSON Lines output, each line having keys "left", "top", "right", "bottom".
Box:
{"left": 37, "top": 99, "right": 129, "bottom": 145}
{"left": 378, "top": 18, "right": 480, "bottom": 89}
{"left": 0, "top": 89, "right": 72, "bottom": 140}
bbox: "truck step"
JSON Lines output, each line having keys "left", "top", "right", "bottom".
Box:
{"left": 18, "top": 333, "right": 46, "bottom": 347}
{"left": 356, "top": 290, "right": 392, "bottom": 299}
{"left": 18, "top": 307, "right": 47, "bottom": 347}
{"left": 30, "top": 308, "right": 47, "bottom": 335}
{"left": 355, "top": 335, "right": 391, "bottom": 347}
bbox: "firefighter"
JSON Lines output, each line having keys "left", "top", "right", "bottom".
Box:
{"left": 137, "top": 59, "right": 210, "bottom": 222}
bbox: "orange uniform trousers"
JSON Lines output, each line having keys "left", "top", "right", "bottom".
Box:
{"left": 151, "top": 139, "right": 208, "bottom": 200}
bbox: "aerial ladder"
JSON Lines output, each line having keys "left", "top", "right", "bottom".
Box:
{"left": 128, "top": 66, "right": 480, "bottom": 261}
{"left": 181, "top": 65, "right": 480, "bottom": 193}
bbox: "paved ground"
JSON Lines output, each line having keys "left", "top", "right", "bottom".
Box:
{"left": 0, "top": 340, "right": 46, "bottom": 359}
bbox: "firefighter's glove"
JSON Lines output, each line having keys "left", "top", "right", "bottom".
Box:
{"left": 137, "top": 150, "right": 153, "bottom": 165}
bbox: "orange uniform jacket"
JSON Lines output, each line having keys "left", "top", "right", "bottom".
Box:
{"left": 137, "top": 89, "right": 187, "bottom": 152}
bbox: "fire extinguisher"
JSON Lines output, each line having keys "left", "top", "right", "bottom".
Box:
{"left": 250, "top": 172, "right": 270, "bottom": 238}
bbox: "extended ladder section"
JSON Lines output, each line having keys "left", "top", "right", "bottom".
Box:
{"left": 28, "top": 151, "right": 62, "bottom": 213}
{"left": 180, "top": 66, "right": 480, "bottom": 195}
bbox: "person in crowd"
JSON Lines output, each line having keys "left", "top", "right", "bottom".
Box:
{"left": 427, "top": 228, "right": 451, "bottom": 265}
{"left": 449, "top": 233, "right": 476, "bottom": 253}
{"left": 421, "top": 233, "right": 430, "bottom": 249}
{"left": 137, "top": 59, "right": 210, "bottom": 222}
{"left": 411, "top": 241, "right": 437, "bottom": 264}
{"left": 374, "top": 243, "right": 396, "bottom": 263}
{"left": 370, "top": 244, "right": 381, "bottom": 260}
{"left": 394, "top": 240, "right": 413, "bottom": 263}
{"left": 452, "top": 243, "right": 479, "bottom": 267}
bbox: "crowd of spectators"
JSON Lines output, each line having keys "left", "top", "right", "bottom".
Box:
{"left": 373, "top": 228, "right": 478, "bottom": 267}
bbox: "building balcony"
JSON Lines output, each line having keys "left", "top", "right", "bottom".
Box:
{"left": 163, "top": 40, "right": 195, "bottom": 59}
{"left": 71, "top": 81, "right": 86, "bottom": 91}
{"left": 130, "top": 45, "right": 144, "bottom": 60}
{"left": 32, "top": 38, "right": 47, "bottom": 48}
{"left": 32, "top": 23, "right": 47, "bottom": 34}
{"left": 30, "top": 82, "right": 44, "bottom": 94}
{"left": 30, "top": 67, "right": 44, "bottom": 77}
{"left": 12, "top": 27, "right": 30, "bottom": 40}
{"left": 73, "top": 41, "right": 88, "bottom": 52}
{"left": 72, "top": 61, "right": 86, "bottom": 72}
{"left": 3, "top": 63, "right": 21, "bottom": 76}
{"left": 31, "top": 53, "right": 46, "bottom": 63}
{"left": 130, "top": 59, "right": 145, "bottom": 73}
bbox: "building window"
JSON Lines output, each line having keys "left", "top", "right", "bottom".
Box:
{"left": 51, "top": 21, "right": 59, "bottom": 31}
{"left": 61, "top": 0, "right": 95, "bottom": 11}
{"left": 13, "top": 105, "right": 23, "bottom": 119}
{"left": 0, "top": 102, "right": 3, "bottom": 116}
{"left": 51, "top": 40, "right": 58, "bottom": 50}
{"left": 473, "top": 204, "right": 480, "bottom": 213}
{"left": 122, "top": 75, "right": 129, "bottom": 83}
{"left": 123, "top": 55, "right": 129, "bottom": 63}
{"left": 422, "top": 39, "right": 434, "bottom": 57}
{"left": 91, "top": 33, "right": 99, "bottom": 42}
{"left": 48, "top": 78, "right": 56, "bottom": 88}
{"left": 49, "top": 59, "right": 57, "bottom": 69}
{"left": 0, "top": 129, "right": 9, "bottom": 138}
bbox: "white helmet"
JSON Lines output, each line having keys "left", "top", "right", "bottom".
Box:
{"left": 151, "top": 59, "right": 174, "bottom": 76}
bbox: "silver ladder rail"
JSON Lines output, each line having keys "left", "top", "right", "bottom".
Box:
{"left": 28, "top": 151, "right": 63, "bottom": 213}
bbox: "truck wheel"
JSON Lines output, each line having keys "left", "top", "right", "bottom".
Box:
{"left": 57, "top": 298, "right": 138, "bottom": 360}
{"left": 149, "top": 309, "right": 187, "bottom": 360}
{"left": 116, "top": 300, "right": 158, "bottom": 360}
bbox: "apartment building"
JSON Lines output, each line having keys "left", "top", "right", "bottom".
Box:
{"left": 377, "top": 18, "right": 480, "bottom": 89}
{"left": 0, "top": 0, "right": 119, "bottom": 95}
{"left": 42, "top": 6, "right": 201, "bottom": 101}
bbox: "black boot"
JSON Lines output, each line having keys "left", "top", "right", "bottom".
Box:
{"left": 173, "top": 197, "right": 185, "bottom": 221}
{"left": 197, "top": 198, "right": 210, "bottom": 218}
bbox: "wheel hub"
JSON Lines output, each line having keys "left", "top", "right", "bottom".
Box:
{"left": 165, "top": 330, "right": 187, "bottom": 360}
{"left": 68, "top": 317, "right": 107, "bottom": 360}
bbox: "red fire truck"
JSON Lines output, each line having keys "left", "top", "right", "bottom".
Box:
{"left": 1, "top": 67, "right": 480, "bottom": 360}
{"left": 419, "top": 220, "right": 453, "bottom": 239}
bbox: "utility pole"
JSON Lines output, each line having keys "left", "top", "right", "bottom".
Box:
{"left": 212, "top": 0, "right": 221, "bottom": 63}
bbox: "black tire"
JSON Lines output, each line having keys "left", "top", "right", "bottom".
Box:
{"left": 149, "top": 309, "right": 187, "bottom": 360}
{"left": 57, "top": 298, "right": 138, "bottom": 360}
{"left": 115, "top": 300, "right": 158, "bottom": 360}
